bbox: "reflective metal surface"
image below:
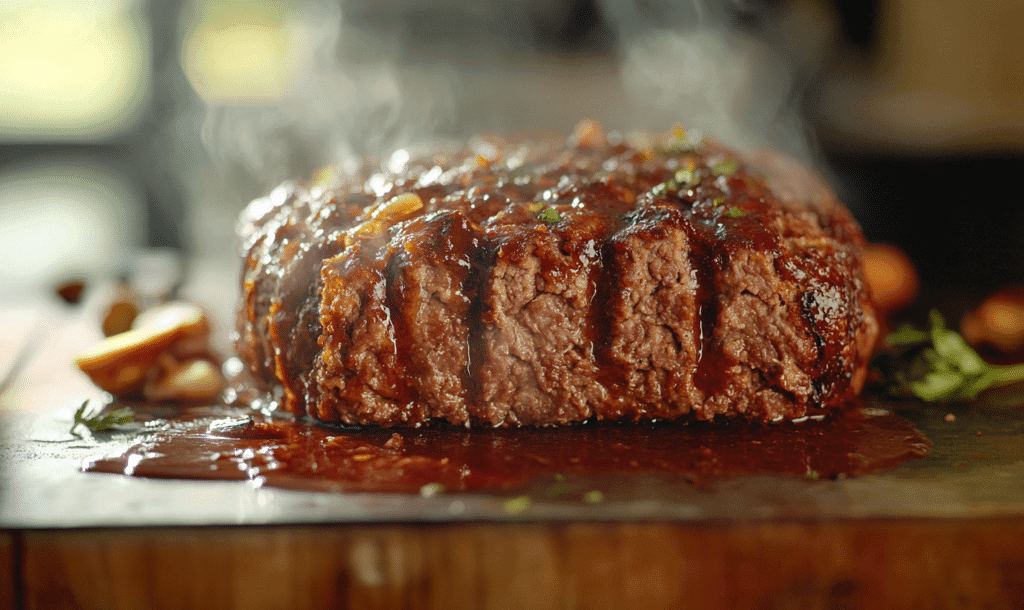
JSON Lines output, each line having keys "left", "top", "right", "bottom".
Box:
{"left": 2, "top": 395, "right": 1022, "bottom": 529}
{"left": 2, "top": 262, "right": 1022, "bottom": 529}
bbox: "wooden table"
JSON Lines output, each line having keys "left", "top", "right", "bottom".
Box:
{"left": 5, "top": 520, "right": 1024, "bottom": 609}
{"left": 3, "top": 263, "right": 1024, "bottom": 609}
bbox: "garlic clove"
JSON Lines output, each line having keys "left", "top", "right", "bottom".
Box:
{"left": 143, "top": 358, "right": 225, "bottom": 402}
{"left": 74, "top": 302, "right": 209, "bottom": 396}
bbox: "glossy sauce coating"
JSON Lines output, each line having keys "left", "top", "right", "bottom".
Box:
{"left": 236, "top": 125, "right": 878, "bottom": 426}
{"left": 84, "top": 405, "right": 930, "bottom": 494}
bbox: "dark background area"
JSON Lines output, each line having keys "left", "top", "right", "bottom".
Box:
{"left": 1, "top": 0, "right": 1021, "bottom": 295}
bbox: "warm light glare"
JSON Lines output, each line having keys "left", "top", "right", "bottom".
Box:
{"left": 182, "top": 7, "right": 298, "bottom": 103}
{"left": 0, "top": 162, "right": 142, "bottom": 287}
{"left": 0, "top": 0, "right": 151, "bottom": 140}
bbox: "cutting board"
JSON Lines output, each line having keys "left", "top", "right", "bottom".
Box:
{"left": 2, "top": 262, "right": 1024, "bottom": 609}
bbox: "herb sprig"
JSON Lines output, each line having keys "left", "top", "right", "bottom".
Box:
{"left": 71, "top": 400, "right": 134, "bottom": 436}
{"left": 538, "top": 207, "right": 561, "bottom": 223}
{"left": 872, "top": 310, "right": 1024, "bottom": 402}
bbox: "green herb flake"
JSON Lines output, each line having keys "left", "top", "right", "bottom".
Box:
{"left": 725, "top": 206, "right": 745, "bottom": 218}
{"left": 674, "top": 168, "right": 699, "bottom": 188}
{"left": 583, "top": 490, "right": 604, "bottom": 504}
{"left": 504, "top": 495, "right": 532, "bottom": 514}
{"left": 871, "top": 309, "right": 1024, "bottom": 402}
{"left": 662, "top": 125, "right": 694, "bottom": 154}
{"left": 711, "top": 158, "right": 739, "bottom": 177}
{"left": 712, "top": 197, "right": 725, "bottom": 206}
{"left": 538, "top": 207, "right": 561, "bottom": 223}
{"left": 527, "top": 201, "right": 545, "bottom": 214}
{"left": 545, "top": 482, "right": 572, "bottom": 497}
{"left": 71, "top": 400, "right": 134, "bottom": 436}
{"left": 805, "top": 469, "right": 820, "bottom": 481}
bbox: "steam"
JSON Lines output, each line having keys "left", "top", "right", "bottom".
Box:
{"left": 198, "top": 0, "right": 828, "bottom": 201}
{"left": 606, "top": 0, "right": 825, "bottom": 160}
{"left": 198, "top": 2, "right": 459, "bottom": 202}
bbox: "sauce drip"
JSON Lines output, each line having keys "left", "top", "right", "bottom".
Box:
{"left": 84, "top": 406, "right": 930, "bottom": 494}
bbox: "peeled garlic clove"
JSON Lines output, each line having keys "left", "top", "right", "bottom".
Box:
{"left": 132, "top": 301, "right": 209, "bottom": 337}
{"left": 75, "top": 302, "right": 209, "bottom": 396}
{"left": 143, "top": 358, "right": 224, "bottom": 402}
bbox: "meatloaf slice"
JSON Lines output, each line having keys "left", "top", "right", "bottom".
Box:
{"left": 236, "top": 122, "right": 879, "bottom": 427}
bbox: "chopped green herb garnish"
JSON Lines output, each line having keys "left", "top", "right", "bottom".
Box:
{"left": 545, "top": 482, "right": 572, "bottom": 497}
{"left": 504, "top": 495, "right": 531, "bottom": 514}
{"left": 805, "top": 469, "right": 820, "bottom": 480}
{"left": 872, "top": 310, "right": 1024, "bottom": 402}
{"left": 711, "top": 158, "right": 739, "bottom": 177}
{"left": 538, "top": 207, "right": 561, "bottom": 223}
{"left": 725, "top": 206, "right": 745, "bottom": 218}
{"left": 582, "top": 490, "right": 604, "bottom": 504}
{"left": 712, "top": 197, "right": 725, "bottom": 206}
{"left": 662, "top": 125, "right": 694, "bottom": 154}
{"left": 71, "top": 400, "right": 134, "bottom": 436}
{"left": 527, "top": 201, "right": 545, "bottom": 214}
{"left": 674, "top": 168, "right": 700, "bottom": 188}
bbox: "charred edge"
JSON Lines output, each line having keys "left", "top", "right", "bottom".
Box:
{"left": 590, "top": 221, "right": 630, "bottom": 399}
{"left": 463, "top": 232, "right": 498, "bottom": 420}
{"left": 434, "top": 213, "right": 478, "bottom": 424}
{"left": 799, "top": 289, "right": 829, "bottom": 403}
{"left": 683, "top": 213, "right": 732, "bottom": 400}
{"left": 383, "top": 244, "right": 417, "bottom": 409}
{"left": 282, "top": 242, "right": 339, "bottom": 386}
{"left": 300, "top": 275, "right": 326, "bottom": 413}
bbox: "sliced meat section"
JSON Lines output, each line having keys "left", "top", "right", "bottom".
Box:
{"left": 236, "top": 122, "right": 879, "bottom": 427}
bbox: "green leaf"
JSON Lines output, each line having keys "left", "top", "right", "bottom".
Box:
{"left": 545, "top": 482, "right": 572, "bottom": 497}
{"left": 663, "top": 128, "right": 695, "bottom": 154}
{"left": 932, "top": 328, "right": 987, "bottom": 375}
{"left": 504, "top": 495, "right": 531, "bottom": 514}
{"left": 71, "top": 400, "right": 134, "bottom": 436}
{"left": 674, "top": 168, "right": 700, "bottom": 188}
{"left": 885, "top": 323, "right": 929, "bottom": 347}
{"left": 871, "top": 309, "right": 1024, "bottom": 403}
{"left": 725, "top": 206, "right": 745, "bottom": 218}
{"left": 908, "top": 369, "right": 965, "bottom": 402}
{"left": 711, "top": 159, "right": 739, "bottom": 177}
{"left": 538, "top": 207, "right": 561, "bottom": 223}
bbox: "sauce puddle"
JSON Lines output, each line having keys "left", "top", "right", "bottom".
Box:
{"left": 84, "top": 406, "right": 931, "bottom": 493}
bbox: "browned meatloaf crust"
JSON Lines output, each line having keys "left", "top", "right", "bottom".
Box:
{"left": 235, "top": 122, "right": 879, "bottom": 427}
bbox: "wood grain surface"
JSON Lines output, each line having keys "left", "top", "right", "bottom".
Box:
{"left": 1, "top": 531, "right": 16, "bottom": 610}
{"left": 10, "top": 518, "right": 1024, "bottom": 610}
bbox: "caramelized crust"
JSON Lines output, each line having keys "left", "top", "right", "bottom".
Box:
{"left": 236, "top": 126, "right": 879, "bottom": 426}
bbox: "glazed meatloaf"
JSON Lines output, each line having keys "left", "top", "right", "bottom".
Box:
{"left": 236, "top": 121, "right": 879, "bottom": 427}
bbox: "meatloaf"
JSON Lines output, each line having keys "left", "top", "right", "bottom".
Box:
{"left": 235, "top": 121, "right": 879, "bottom": 427}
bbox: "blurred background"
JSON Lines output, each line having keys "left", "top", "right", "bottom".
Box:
{"left": 1, "top": 0, "right": 1022, "bottom": 300}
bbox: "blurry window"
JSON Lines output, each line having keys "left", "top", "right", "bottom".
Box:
{"left": 0, "top": 0, "right": 151, "bottom": 141}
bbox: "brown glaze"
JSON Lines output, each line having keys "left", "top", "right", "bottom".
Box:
{"left": 236, "top": 126, "right": 879, "bottom": 427}
{"left": 84, "top": 405, "right": 930, "bottom": 494}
